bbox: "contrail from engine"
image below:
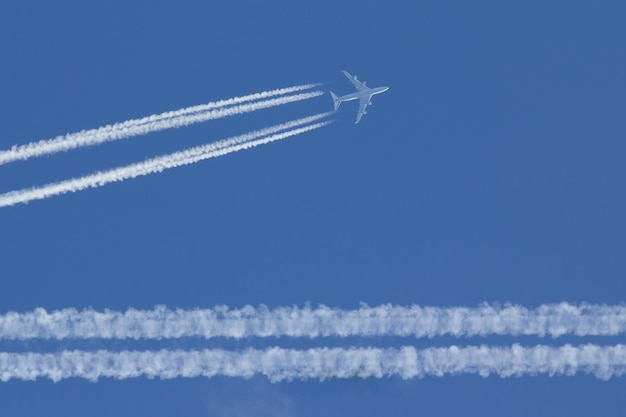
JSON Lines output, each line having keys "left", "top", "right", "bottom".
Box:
{"left": 0, "top": 113, "right": 333, "bottom": 207}
{"left": 1, "top": 344, "right": 624, "bottom": 382}
{"left": 0, "top": 85, "right": 322, "bottom": 166}
{"left": 1, "top": 303, "right": 624, "bottom": 340}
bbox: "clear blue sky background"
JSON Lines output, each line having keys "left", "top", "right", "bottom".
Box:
{"left": 1, "top": 1, "right": 625, "bottom": 416}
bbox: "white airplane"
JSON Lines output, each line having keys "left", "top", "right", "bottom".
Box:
{"left": 330, "top": 70, "right": 389, "bottom": 123}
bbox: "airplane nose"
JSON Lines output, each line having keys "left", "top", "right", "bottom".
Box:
{"left": 382, "top": 86, "right": 389, "bottom": 92}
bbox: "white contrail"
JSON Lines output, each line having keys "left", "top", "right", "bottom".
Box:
{"left": 130, "top": 83, "right": 322, "bottom": 120}
{"left": 1, "top": 344, "right": 624, "bottom": 382}
{"left": 0, "top": 113, "right": 333, "bottom": 207}
{"left": 1, "top": 303, "right": 624, "bottom": 340}
{"left": 0, "top": 86, "right": 322, "bottom": 166}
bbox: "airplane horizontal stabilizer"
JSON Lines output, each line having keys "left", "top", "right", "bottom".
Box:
{"left": 330, "top": 92, "right": 341, "bottom": 111}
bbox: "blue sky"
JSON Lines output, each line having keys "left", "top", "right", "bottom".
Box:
{"left": 1, "top": 1, "right": 625, "bottom": 416}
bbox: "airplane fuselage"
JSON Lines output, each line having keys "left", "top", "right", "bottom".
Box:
{"left": 336, "top": 86, "right": 389, "bottom": 102}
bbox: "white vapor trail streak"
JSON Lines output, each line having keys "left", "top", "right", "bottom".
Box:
{"left": 0, "top": 113, "right": 333, "bottom": 207}
{"left": 1, "top": 344, "right": 624, "bottom": 382}
{"left": 0, "top": 86, "right": 322, "bottom": 166}
{"left": 1, "top": 303, "right": 624, "bottom": 340}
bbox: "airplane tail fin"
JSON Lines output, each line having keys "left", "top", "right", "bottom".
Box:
{"left": 330, "top": 91, "right": 341, "bottom": 111}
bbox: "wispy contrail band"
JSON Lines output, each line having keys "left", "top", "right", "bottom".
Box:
{"left": 0, "top": 88, "right": 323, "bottom": 165}
{"left": 1, "top": 344, "right": 624, "bottom": 382}
{"left": 1, "top": 303, "right": 624, "bottom": 340}
{"left": 0, "top": 113, "right": 333, "bottom": 207}
{"left": 134, "top": 83, "right": 322, "bottom": 120}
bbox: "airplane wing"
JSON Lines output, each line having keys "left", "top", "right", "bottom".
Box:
{"left": 355, "top": 97, "right": 369, "bottom": 124}
{"left": 342, "top": 70, "right": 368, "bottom": 92}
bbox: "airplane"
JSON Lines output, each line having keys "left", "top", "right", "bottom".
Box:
{"left": 330, "top": 70, "right": 389, "bottom": 124}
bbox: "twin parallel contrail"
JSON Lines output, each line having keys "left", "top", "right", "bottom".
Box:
{"left": 0, "top": 113, "right": 333, "bottom": 207}
{"left": 1, "top": 344, "right": 625, "bottom": 382}
{"left": 0, "top": 84, "right": 322, "bottom": 166}
{"left": 1, "top": 303, "right": 624, "bottom": 340}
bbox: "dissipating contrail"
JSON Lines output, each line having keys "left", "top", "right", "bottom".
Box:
{"left": 0, "top": 84, "right": 322, "bottom": 166}
{"left": 1, "top": 303, "right": 624, "bottom": 340}
{"left": 1, "top": 344, "right": 624, "bottom": 382}
{"left": 0, "top": 113, "right": 333, "bottom": 207}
